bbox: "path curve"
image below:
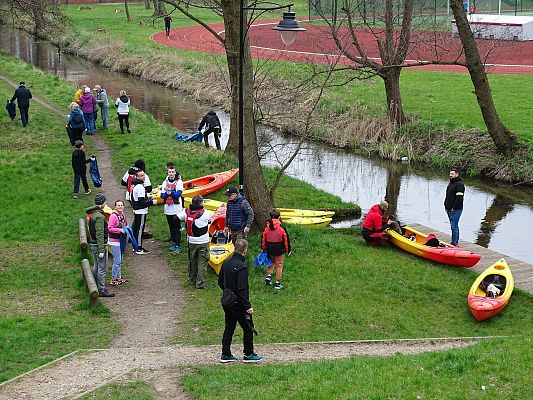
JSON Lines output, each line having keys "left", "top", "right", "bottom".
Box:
{"left": 152, "top": 22, "right": 533, "bottom": 75}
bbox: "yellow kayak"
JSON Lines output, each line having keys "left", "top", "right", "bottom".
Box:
{"left": 283, "top": 216, "right": 332, "bottom": 228}
{"left": 208, "top": 231, "right": 234, "bottom": 275}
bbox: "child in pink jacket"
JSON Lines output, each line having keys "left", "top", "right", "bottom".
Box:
{"left": 108, "top": 200, "right": 128, "bottom": 286}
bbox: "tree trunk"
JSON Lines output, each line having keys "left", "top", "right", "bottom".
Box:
{"left": 144, "top": 0, "right": 151, "bottom": 9}
{"left": 380, "top": 67, "right": 406, "bottom": 126}
{"left": 221, "top": 0, "right": 273, "bottom": 226}
{"left": 31, "top": 3, "right": 46, "bottom": 37}
{"left": 152, "top": 0, "right": 166, "bottom": 17}
{"left": 124, "top": 0, "right": 131, "bottom": 22}
{"left": 449, "top": 0, "right": 518, "bottom": 155}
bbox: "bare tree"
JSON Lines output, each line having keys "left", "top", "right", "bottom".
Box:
{"left": 0, "top": 0, "right": 66, "bottom": 38}
{"left": 448, "top": 0, "right": 518, "bottom": 155}
{"left": 125, "top": 0, "right": 132, "bottom": 22}
{"left": 144, "top": 0, "right": 151, "bottom": 10}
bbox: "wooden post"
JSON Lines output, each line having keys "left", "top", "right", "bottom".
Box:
{"left": 81, "top": 259, "right": 99, "bottom": 308}
{"left": 78, "top": 218, "right": 88, "bottom": 252}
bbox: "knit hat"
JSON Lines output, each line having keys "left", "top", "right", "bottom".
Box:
{"left": 94, "top": 193, "right": 106, "bottom": 205}
{"left": 379, "top": 200, "right": 389, "bottom": 211}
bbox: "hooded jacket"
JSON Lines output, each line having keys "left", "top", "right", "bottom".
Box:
{"left": 79, "top": 92, "right": 96, "bottom": 114}
{"left": 131, "top": 177, "right": 154, "bottom": 213}
{"left": 95, "top": 89, "right": 109, "bottom": 107}
{"left": 218, "top": 253, "right": 251, "bottom": 310}
{"left": 115, "top": 95, "right": 130, "bottom": 115}
{"left": 444, "top": 176, "right": 465, "bottom": 211}
{"left": 261, "top": 218, "right": 291, "bottom": 256}
{"left": 362, "top": 204, "right": 388, "bottom": 233}
{"left": 72, "top": 148, "right": 90, "bottom": 174}
{"left": 86, "top": 205, "right": 108, "bottom": 251}
{"left": 68, "top": 108, "right": 86, "bottom": 129}
{"left": 198, "top": 111, "right": 221, "bottom": 131}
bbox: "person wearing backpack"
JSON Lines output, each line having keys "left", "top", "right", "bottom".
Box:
{"left": 67, "top": 102, "right": 86, "bottom": 142}
{"left": 262, "top": 209, "right": 291, "bottom": 290}
{"left": 177, "top": 195, "right": 211, "bottom": 289}
{"left": 71, "top": 140, "right": 92, "bottom": 199}
{"left": 86, "top": 194, "right": 115, "bottom": 298}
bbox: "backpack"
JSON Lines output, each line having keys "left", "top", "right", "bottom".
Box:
{"left": 72, "top": 111, "right": 83, "bottom": 125}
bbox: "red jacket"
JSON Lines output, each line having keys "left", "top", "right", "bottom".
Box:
{"left": 362, "top": 204, "right": 388, "bottom": 233}
{"left": 261, "top": 218, "right": 290, "bottom": 256}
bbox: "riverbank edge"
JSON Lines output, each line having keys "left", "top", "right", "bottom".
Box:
{"left": 38, "top": 24, "right": 533, "bottom": 185}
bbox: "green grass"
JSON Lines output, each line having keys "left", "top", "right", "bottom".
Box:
{"left": 181, "top": 335, "right": 533, "bottom": 399}
{"left": 81, "top": 380, "right": 154, "bottom": 400}
{"left": 0, "top": 82, "right": 119, "bottom": 383}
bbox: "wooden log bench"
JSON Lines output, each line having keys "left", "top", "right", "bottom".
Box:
{"left": 81, "top": 259, "right": 99, "bottom": 308}
{"left": 78, "top": 218, "right": 88, "bottom": 252}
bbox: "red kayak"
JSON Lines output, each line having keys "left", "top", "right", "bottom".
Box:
{"left": 209, "top": 204, "right": 227, "bottom": 235}
{"left": 182, "top": 169, "right": 238, "bottom": 198}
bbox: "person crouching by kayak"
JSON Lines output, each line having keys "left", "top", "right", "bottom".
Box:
{"left": 362, "top": 200, "right": 397, "bottom": 245}
{"left": 262, "top": 209, "right": 291, "bottom": 290}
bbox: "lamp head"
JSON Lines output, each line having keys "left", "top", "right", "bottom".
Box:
{"left": 272, "top": 12, "right": 306, "bottom": 46}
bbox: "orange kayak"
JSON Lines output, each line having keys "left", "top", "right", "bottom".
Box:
{"left": 209, "top": 204, "right": 227, "bottom": 235}
{"left": 183, "top": 169, "right": 238, "bottom": 198}
{"left": 468, "top": 258, "right": 514, "bottom": 321}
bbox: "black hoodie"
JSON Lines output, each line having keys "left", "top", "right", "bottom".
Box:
{"left": 198, "top": 111, "right": 221, "bottom": 131}
{"left": 444, "top": 176, "right": 465, "bottom": 211}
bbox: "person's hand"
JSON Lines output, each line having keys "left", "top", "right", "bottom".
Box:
{"left": 243, "top": 226, "right": 250, "bottom": 234}
{"left": 224, "top": 226, "right": 230, "bottom": 233}
{"left": 246, "top": 307, "right": 253, "bottom": 315}
{"left": 120, "top": 229, "right": 125, "bottom": 234}
{"left": 98, "top": 252, "right": 104, "bottom": 258}
{"left": 387, "top": 220, "right": 395, "bottom": 226}
{"left": 153, "top": 199, "right": 158, "bottom": 205}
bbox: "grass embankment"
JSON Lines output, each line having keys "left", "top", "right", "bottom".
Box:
{"left": 0, "top": 79, "right": 118, "bottom": 383}
{"left": 1, "top": 54, "right": 532, "bottom": 398}
{"left": 51, "top": 3, "right": 533, "bottom": 182}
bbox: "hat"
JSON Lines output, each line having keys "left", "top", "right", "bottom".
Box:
{"left": 93, "top": 85, "right": 101, "bottom": 91}
{"left": 379, "top": 200, "right": 389, "bottom": 211}
{"left": 84, "top": 87, "right": 91, "bottom": 93}
{"left": 20, "top": 81, "right": 25, "bottom": 85}
{"left": 94, "top": 193, "right": 107, "bottom": 205}
{"left": 225, "top": 187, "right": 238, "bottom": 196}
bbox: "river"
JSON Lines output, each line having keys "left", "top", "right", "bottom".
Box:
{"left": 1, "top": 28, "right": 532, "bottom": 264}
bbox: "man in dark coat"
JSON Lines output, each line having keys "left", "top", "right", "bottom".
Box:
{"left": 164, "top": 15, "right": 172, "bottom": 36}
{"left": 198, "top": 110, "right": 222, "bottom": 150}
{"left": 444, "top": 168, "right": 465, "bottom": 246}
{"left": 10, "top": 81, "right": 32, "bottom": 127}
{"left": 218, "top": 239, "right": 263, "bottom": 363}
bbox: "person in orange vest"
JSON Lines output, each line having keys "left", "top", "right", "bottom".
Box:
{"left": 261, "top": 209, "right": 291, "bottom": 290}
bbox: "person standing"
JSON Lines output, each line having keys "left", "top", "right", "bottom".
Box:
{"left": 224, "top": 187, "right": 254, "bottom": 243}
{"left": 115, "top": 90, "right": 131, "bottom": 134}
{"left": 93, "top": 85, "right": 109, "bottom": 129}
{"left": 131, "top": 169, "right": 158, "bottom": 254}
{"left": 164, "top": 15, "right": 172, "bottom": 36}
{"left": 67, "top": 103, "right": 86, "bottom": 143}
{"left": 198, "top": 110, "right": 222, "bottom": 150}
{"left": 177, "top": 195, "right": 211, "bottom": 289}
{"left": 108, "top": 200, "right": 128, "bottom": 286}
{"left": 444, "top": 168, "right": 465, "bottom": 246}
{"left": 160, "top": 166, "right": 184, "bottom": 253}
{"left": 74, "top": 84, "right": 87, "bottom": 103}
{"left": 78, "top": 86, "right": 97, "bottom": 135}
{"left": 86, "top": 194, "right": 114, "bottom": 297}
{"left": 71, "top": 140, "right": 92, "bottom": 199}
{"left": 361, "top": 200, "right": 397, "bottom": 245}
{"left": 218, "top": 239, "right": 263, "bottom": 363}
{"left": 262, "top": 209, "right": 291, "bottom": 290}
{"left": 10, "top": 81, "right": 32, "bottom": 127}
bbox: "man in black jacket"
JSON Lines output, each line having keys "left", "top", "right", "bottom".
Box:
{"left": 218, "top": 239, "right": 263, "bottom": 363}
{"left": 198, "top": 110, "right": 222, "bottom": 150}
{"left": 444, "top": 168, "right": 465, "bottom": 246}
{"left": 10, "top": 81, "right": 32, "bottom": 127}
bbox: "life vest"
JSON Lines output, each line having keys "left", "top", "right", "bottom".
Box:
{"left": 108, "top": 210, "right": 126, "bottom": 239}
{"left": 185, "top": 208, "right": 207, "bottom": 237}
{"left": 226, "top": 195, "right": 246, "bottom": 230}
{"left": 86, "top": 210, "right": 108, "bottom": 243}
{"left": 164, "top": 179, "right": 178, "bottom": 206}
{"left": 126, "top": 174, "right": 135, "bottom": 199}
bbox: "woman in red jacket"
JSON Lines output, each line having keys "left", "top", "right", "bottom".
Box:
{"left": 262, "top": 209, "right": 291, "bottom": 290}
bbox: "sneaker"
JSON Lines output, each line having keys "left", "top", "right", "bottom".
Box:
{"left": 220, "top": 354, "right": 238, "bottom": 363}
{"left": 136, "top": 248, "right": 150, "bottom": 255}
{"left": 172, "top": 245, "right": 181, "bottom": 254}
{"left": 243, "top": 354, "right": 263, "bottom": 363}
{"left": 265, "top": 275, "right": 272, "bottom": 285}
{"left": 85, "top": 189, "right": 92, "bottom": 195}
{"left": 99, "top": 291, "right": 115, "bottom": 298}
{"left": 118, "top": 278, "right": 129, "bottom": 284}
{"left": 274, "top": 281, "right": 283, "bottom": 290}
{"left": 73, "top": 194, "right": 78, "bottom": 199}
{"left": 110, "top": 279, "right": 121, "bottom": 286}
{"left": 179, "top": 226, "right": 186, "bottom": 231}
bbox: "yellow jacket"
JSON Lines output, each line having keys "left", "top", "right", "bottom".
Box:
{"left": 74, "top": 89, "right": 83, "bottom": 103}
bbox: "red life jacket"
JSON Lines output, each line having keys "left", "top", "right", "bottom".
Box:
{"left": 86, "top": 210, "right": 108, "bottom": 242}
{"left": 185, "top": 208, "right": 206, "bottom": 237}
{"left": 165, "top": 180, "right": 177, "bottom": 205}
{"left": 126, "top": 174, "right": 135, "bottom": 197}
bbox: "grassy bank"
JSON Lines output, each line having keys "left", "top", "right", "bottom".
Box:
{"left": 0, "top": 81, "right": 118, "bottom": 382}
{"left": 47, "top": 3, "right": 533, "bottom": 183}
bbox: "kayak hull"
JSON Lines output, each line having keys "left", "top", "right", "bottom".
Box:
{"left": 468, "top": 258, "right": 514, "bottom": 321}
{"left": 387, "top": 226, "right": 481, "bottom": 268}
{"left": 208, "top": 241, "right": 234, "bottom": 275}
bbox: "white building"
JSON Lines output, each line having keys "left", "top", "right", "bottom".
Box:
{"left": 452, "top": 14, "right": 533, "bottom": 41}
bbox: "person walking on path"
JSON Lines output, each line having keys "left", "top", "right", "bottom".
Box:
{"left": 177, "top": 195, "right": 211, "bottom": 289}
{"left": 224, "top": 187, "right": 254, "bottom": 243}
{"left": 115, "top": 90, "right": 131, "bottom": 134}
{"left": 71, "top": 140, "right": 92, "bottom": 199}
{"left": 160, "top": 165, "right": 184, "bottom": 253}
{"left": 262, "top": 209, "right": 291, "bottom": 290}
{"left": 164, "top": 15, "right": 172, "bottom": 36}
{"left": 218, "top": 239, "right": 263, "bottom": 363}
{"left": 198, "top": 110, "right": 222, "bottom": 150}
{"left": 86, "top": 194, "right": 115, "bottom": 297}
{"left": 67, "top": 102, "right": 86, "bottom": 143}
{"left": 131, "top": 169, "right": 158, "bottom": 255}
{"left": 78, "top": 86, "right": 97, "bottom": 135}
{"left": 10, "top": 81, "right": 32, "bottom": 127}
{"left": 93, "top": 85, "right": 109, "bottom": 129}
{"left": 444, "top": 168, "right": 465, "bottom": 246}
{"left": 108, "top": 200, "right": 129, "bottom": 286}
{"left": 361, "top": 200, "right": 397, "bottom": 245}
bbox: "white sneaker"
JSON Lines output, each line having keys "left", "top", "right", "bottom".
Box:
{"left": 136, "top": 249, "right": 150, "bottom": 255}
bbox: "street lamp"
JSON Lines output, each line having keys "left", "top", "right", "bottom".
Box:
{"left": 238, "top": 3, "right": 306, "bottom": 194}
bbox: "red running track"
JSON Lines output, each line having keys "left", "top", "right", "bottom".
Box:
{"left": 152, "top": 21, "right": 533, "bottom": 75}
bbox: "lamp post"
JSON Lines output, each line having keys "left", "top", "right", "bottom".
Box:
{"left": 238, "top": 2, "right": 305, "bottom": 194}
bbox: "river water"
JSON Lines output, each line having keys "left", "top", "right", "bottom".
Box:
{"left": 2, "top": 28, "right": 532, "bottom": 264}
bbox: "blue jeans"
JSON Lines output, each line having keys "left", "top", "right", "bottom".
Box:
{"left": 110, "top": 244, "right": 123, "bottom": 280}
{"left": 447, "top": 209, "right": 463, "bottom": 246}
{"left": 100, "top": 106, "right": 108, "bottom": 128}
{"left": 84, "top": 112, "right": 95, "bottom": 134}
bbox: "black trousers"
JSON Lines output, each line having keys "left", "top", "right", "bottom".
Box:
{"left": 117, "top": 113, "right": 130, "bottom": 133}
{"left": 166, "top": 214, "right": 181, "bottom": 246}
{"left": 71, "top": 127, "right": 84, "bottom": 142}
{"left": 222, "top": 305, "right": 254, "bottom": 356}
{"left": 203, "top": 127, "right": 221, "bottom": 150}
{"left": 132, "top": 213, "right": 147, "bottom": 250}
{"left": 19, "top": 105, "right": 29, "bottom": 127}
{"left": 165, "top": 24, "right": 171, "bottom": 35}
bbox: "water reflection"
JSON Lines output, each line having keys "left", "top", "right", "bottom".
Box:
{"left": 1, "top": 28, "right": 533, "bottom": 263}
